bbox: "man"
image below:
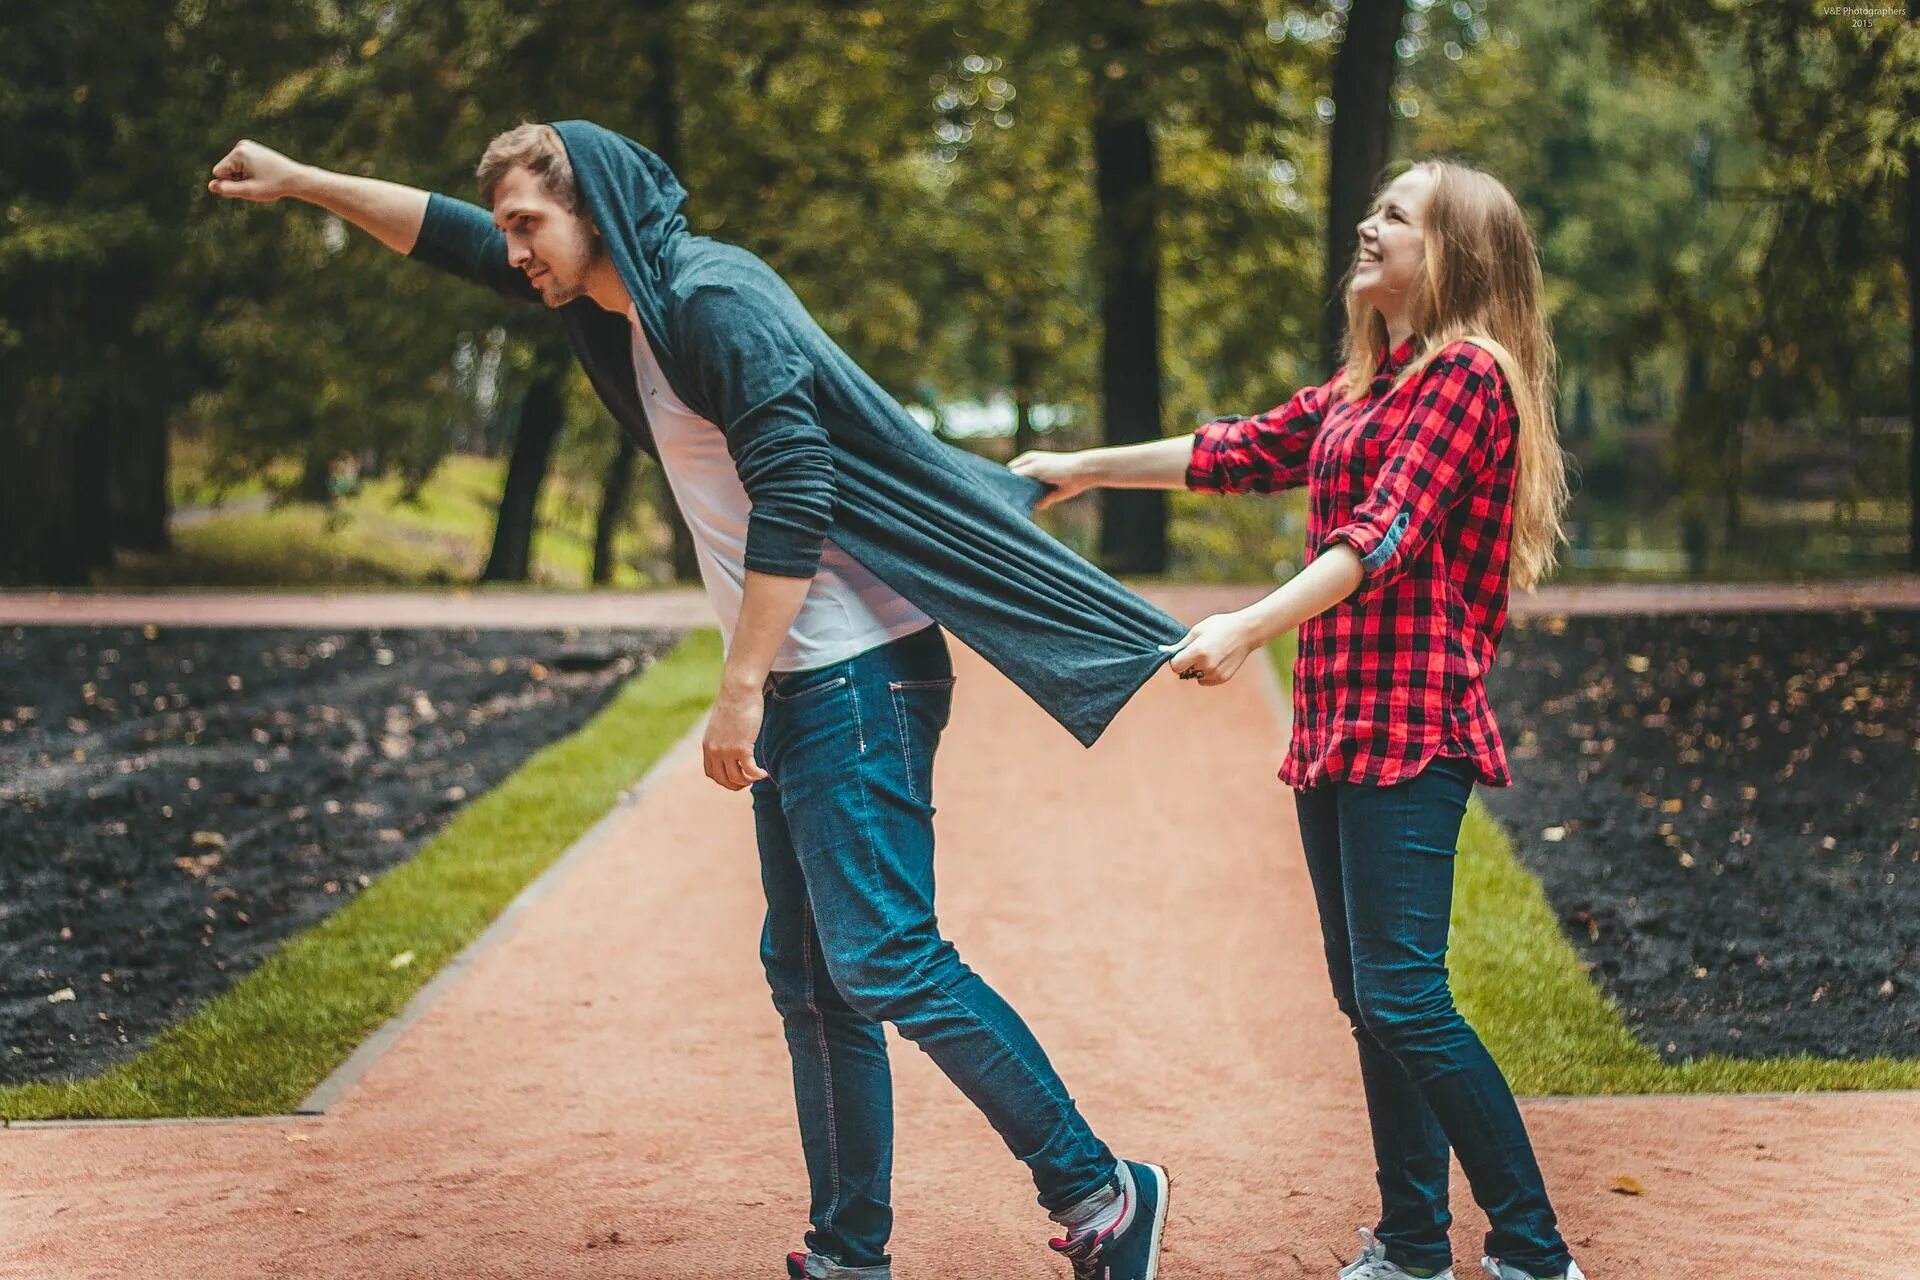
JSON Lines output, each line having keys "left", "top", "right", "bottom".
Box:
{"left": 210, "top": 120, "right": 1178, "bottom": 1279}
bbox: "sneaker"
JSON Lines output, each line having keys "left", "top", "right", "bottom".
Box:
{"left": 785, "top": 1250, "right": 891, "bottom": 1279}
{"left": 1047, "top": 1159, "right": 1171, "bottom": 1280}
{"left": 1340, "top": 1227, "right": 1455, "bottom": 1280}
{"left": 1480, "top": 1256, "right": 1586, "bottom": 1280}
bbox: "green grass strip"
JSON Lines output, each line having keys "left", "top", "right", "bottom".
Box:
{"left": 1, "top": 630, "right": 721, "bottom": 1121}
{"left": 1266, "top": 638, "right": 1920, "bottom": 1094}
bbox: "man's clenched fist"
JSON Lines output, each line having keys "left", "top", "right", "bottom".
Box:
{"left": 208, "top": 140, "right": 305, "bottom": 202}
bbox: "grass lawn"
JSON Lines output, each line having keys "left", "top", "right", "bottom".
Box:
{"left": 0, "top": 630, "right": 721, "bottom": 1121}
{"left": 1264, "top": 638, "right": 1920, "bottom": 1094}
{"left": 116, "top": 453, "right": 656, "bottom": 590}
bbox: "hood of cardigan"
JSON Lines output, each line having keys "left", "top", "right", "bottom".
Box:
{"left": 551, "top": 119, "right": 691, "bottom": 369}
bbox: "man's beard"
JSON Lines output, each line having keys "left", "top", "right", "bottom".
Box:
{"left": 536, "top": 225, "right": 604, "bottom": 308}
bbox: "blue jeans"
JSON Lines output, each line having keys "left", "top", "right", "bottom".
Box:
{"left": 1294, "top": 755, "right": 1571, "bottom": 1277}
{"left": 752, "top": 625, "right": 1117, "bottom": 1269}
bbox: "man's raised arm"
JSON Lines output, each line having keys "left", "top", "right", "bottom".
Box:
{"left": 207, "top": 140, "right": 537, "bottom": 303}
{"left": 209, "top": 139, "right": 427, "bottom": 252}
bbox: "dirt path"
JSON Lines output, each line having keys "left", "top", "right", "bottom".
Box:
{"left": 3, "top": 599, "right": 1917, "bottom": 1277}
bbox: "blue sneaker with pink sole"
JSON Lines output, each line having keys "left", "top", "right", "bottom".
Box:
{"left": 1047, "top": 1160, "right": 1171, "bottom": 1280}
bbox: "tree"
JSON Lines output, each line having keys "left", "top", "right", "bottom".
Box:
{"left": 1591, "top": 0, "right": 1918, "bottom": 559}
{"left": 1322, "top": 0, "right": 1406, "bottom": 375}
{"left": 482, "top": 339, "right": 570, "bottom": 582}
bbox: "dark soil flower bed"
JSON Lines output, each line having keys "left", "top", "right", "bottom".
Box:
{"left": 1, "top": 625, "right": 677, "bottom": 1086}
{"left": 1480, "top": 610, "right": 1919, "bottom": 1064}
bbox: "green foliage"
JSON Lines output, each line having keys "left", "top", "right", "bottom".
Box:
{"left": 5, "top": 0, "right": 1910, "bottom": 585}
{"left": 0, "top": 631, "right": 722, "bottom": 1120}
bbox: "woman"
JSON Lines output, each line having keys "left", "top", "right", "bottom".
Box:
{"left": 1011, "top": 160, "right": 1583, "bottom": 1280}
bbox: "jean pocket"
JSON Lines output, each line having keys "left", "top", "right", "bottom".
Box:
{"left": 888, "top": 677, "right": 955, "bottom": 802}
{"left": 767, "top": 672, "right": 851, "bottom": 703}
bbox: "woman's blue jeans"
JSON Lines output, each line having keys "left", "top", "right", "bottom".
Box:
{"left": 751, "top": 625, "right": 1117, "bottom": 1270}
{"left": 1294, "top": 755, "right": 1571, "bottom": 1276}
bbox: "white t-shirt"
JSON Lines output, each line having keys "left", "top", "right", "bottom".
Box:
{"left": 628, "top": 308, "right": 931, "bottom": 671}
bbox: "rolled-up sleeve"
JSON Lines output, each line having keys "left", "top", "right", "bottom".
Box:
{"left": 679, "top": 287, "right": 834, "bottom": 579}
{"left": 1185, "top": 377, "right": 1334, "bottom": 495}
{"left": 1322, "top": 345, "right": 1505, "bottom": 595}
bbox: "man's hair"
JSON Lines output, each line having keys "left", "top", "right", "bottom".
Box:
{"left": 476, "top": 122, "right": 580, "bottom": 212}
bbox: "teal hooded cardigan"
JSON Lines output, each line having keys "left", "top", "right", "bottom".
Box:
{"left": 410, "top": 120, "right": 1183, "bottom": 745}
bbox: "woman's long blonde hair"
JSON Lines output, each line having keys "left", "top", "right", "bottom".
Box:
{"left": 1335, "top": 159, "right": 1569, "bottom": 591}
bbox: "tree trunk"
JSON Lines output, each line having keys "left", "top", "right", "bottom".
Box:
{"left": 296, "top": 451, "right": 334, "bottom": 505}
{"left": 593, "top": 433, "right": 638, "bottom": 587}
{"left": 483, "top": 352, "right": 568, "bottom": 584}
{"left": 0, "top": 415, "right": 98, "bottom": 586}
{"left": 73, "top": 411, "right": 116, "bottom": 573}
{"left": 1012, "top": 342, "right": 1038, "bottom": 457}
{"left": 1909, "top": 87, "right": 1918, "bottom": 570}
{"left": 1092, "top": 58, "right": 1167, "bottom": 574}
{"left": 1322, "top": 0, "right": 1405, "bottom": 376}
{"left": 109, "top": 404, "right": 170, "bottom": 552}
{"left": 645, "top": 17, "right": 703, "bottom": 585}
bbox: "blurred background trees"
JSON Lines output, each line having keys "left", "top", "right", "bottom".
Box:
{"left": 1, "top": 0, "right": 1912, "bottom": 588}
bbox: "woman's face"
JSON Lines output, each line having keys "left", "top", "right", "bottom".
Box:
{"left": 1351, "top": 167, "right": 1434, "bottom": 317}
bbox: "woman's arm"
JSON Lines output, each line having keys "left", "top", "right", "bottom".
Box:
{"left": 1011, "top": 377, "right": 1335, "bottom": 510}
{"left": 1009, "top": 436, "right": 1193, "bottom": 509}
{"left": 1161, "top": 544, "right": 1362, "bottom": 686}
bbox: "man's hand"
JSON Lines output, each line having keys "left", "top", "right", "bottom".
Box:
{"left": 208, "top": 140, "right": 309, "bottom": 203}
{"left": 1161, "top": 611, "right": 1266, "bottom": 687}
{"left": 703, "top": 685, "right": 770, "bottom": 791}
{"left": 1009, "top": 450, "right": 1094, "bottom": 511}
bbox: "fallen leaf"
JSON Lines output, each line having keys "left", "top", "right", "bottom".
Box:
{"left": 1660, "top": 798, "right": 1683, "bottom": 813}
{"left": 285, "top": 1133, "right": 311, "bottom": 1143}
{"left": 47, "top": 987, "right": 76, "bottom": 1004}
{"left": 1611, "top": 1176, "right": 1646, "bottom": 1196}
{"left": 190, "top": 831, "right": 226, "bottom": 848}
{"left": 175, "top": 853, "right": 223, "bottom": 879}
{"left": 388, "top": 950, "right": 416, "bottom": 970}
{"left": 1625, "top": 655, "right": 1651, "bottom": 673}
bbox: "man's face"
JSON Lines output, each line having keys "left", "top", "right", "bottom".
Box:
{"left": 491, "top": 165, "right": 600, "bottom": 308}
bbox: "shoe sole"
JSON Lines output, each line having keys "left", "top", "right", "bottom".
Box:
{"left": 1138, "top": 1162, "right": 1170, "bottom": 1280}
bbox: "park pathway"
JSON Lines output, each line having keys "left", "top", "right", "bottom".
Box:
{"left": 3, "top": 587, "right": 1917, "bottom": 1278}
{"left": 2, "top": 572, "right": 1916, "bottom": 633}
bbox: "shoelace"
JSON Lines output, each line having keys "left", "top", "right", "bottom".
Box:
{"left": 1050, "top": 1229, "right": 1107, "bottom": 1280}
{"left": 1046, "top": 1182, "right": 1132, "bottom": 1280}
{"left": 1342, "top": 1228, "right": 1398, "bottom": 1279}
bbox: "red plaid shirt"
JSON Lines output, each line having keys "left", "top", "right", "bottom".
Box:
{"left": 1186, "top": 338, "right": 1517, "bottom": 789}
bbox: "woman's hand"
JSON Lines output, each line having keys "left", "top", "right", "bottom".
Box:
{"left": 1161, "top": 611, "right": 1267, "bottom": 686}
{"left": 1009, "top": 450, "right": 1096, "bottom": 510}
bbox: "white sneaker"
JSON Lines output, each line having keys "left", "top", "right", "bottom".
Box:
{"left": 1340, "top": 1228, "right": 1455, "bottom": 1280}
{"left": 1480, "top": 1256, "right": 1586, "bottom": 1280}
